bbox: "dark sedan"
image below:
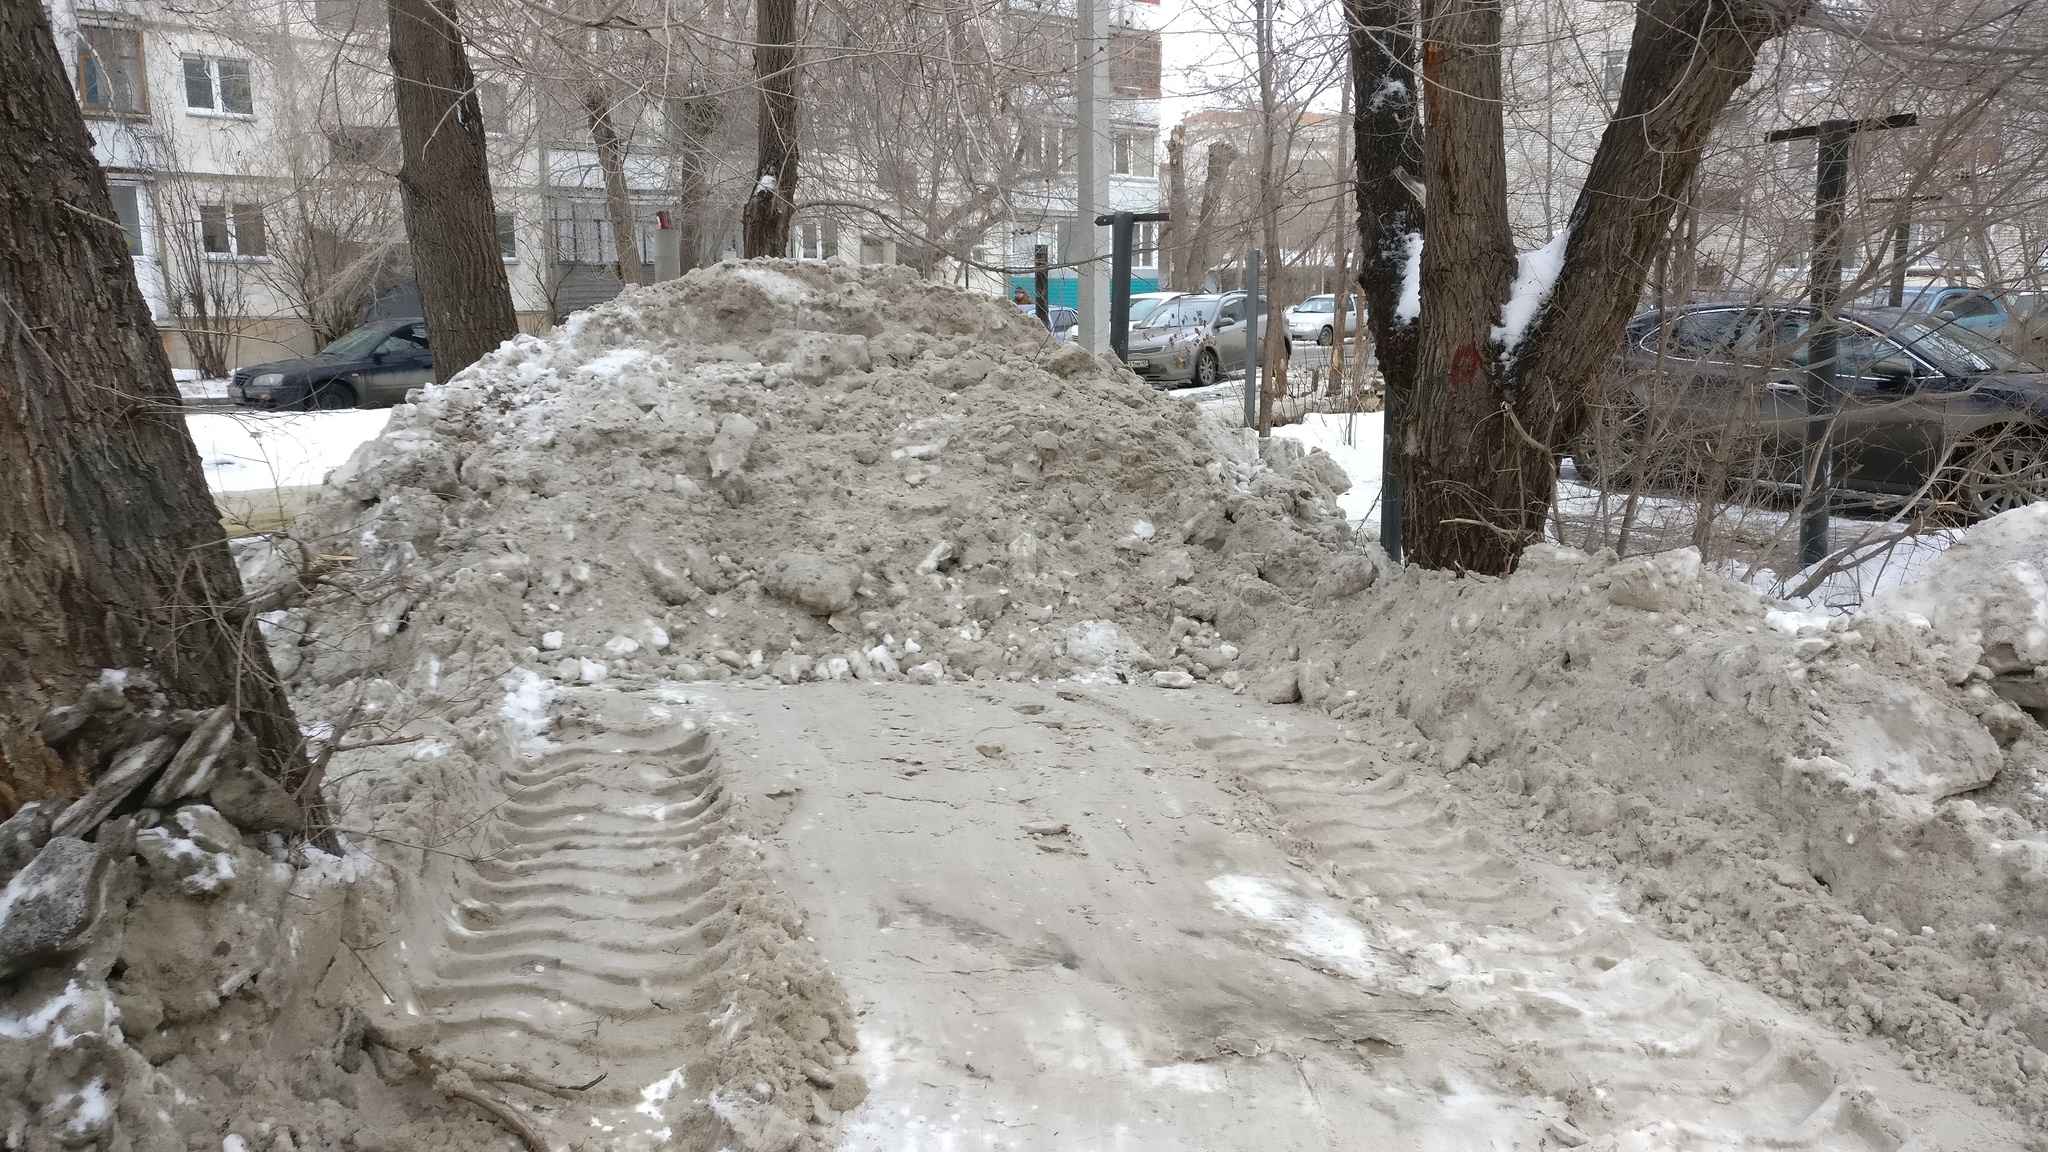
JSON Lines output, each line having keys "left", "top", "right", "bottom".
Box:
{"left": 229, "top": 318, "right": 434, "bottom": 409}
{"left": 1590, "top": 303, "right": 2048, "bottom": 518}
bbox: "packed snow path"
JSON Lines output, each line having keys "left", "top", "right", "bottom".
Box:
{"left": 683, "top": 678, "right": 2021, "bottom": 1151}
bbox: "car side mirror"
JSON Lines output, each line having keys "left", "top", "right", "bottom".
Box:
{"left": 1870, "top": 357, "right": 1916, "bottom": 388}
{"left": 1936, "top": 309, "right": 1958, "bottom": 321}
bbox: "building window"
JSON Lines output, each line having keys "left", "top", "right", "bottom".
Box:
{"left": 1021, "top": 124, "right": 1077, "bottom": 175}
{"left": 496, "top": 212, "right": 517, "bottom": 260}
{"left": 1133, "top": 220, "right": 1159, "bottom": 268}
{"left": 1109, "top": 28, "right": 1162, "bottom": 98}
{"left": 793, "top": 219, "right": 837, "bottom": 260}
{"left": 1112, "top": 129, "right": 1155, "bottom": 178}
{"left": 1602, "top": 49, "right": 1626, "bottom": 98}
{"left": 313, "top": 0, "right": 371, "bottom": 28}
{"left": 199, "top": 203, "right": 267, "bottom": 258}
{"left": 183, "top": 55, "right": 254, "bottom": 115}
{"left": 551, "top": 200, "right": 658, "bottom": 266}
{"left": 109, "top": 185, "right": 144, "bottom": 254}
{"left": 477, "top": 80, "right": 508, "bottom": 135}
{"left": 77, "top": 25, "right": 145, "bottom": 115}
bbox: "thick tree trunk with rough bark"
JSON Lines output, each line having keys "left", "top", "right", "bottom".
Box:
{"left": 1404, "top": 0, "right": 1525, "bottom": 572}
{"left": 585, "top": 85, "right": 643, "bottom": 288}
{"left": 1507, "top": 0, "right": 1809, "bottom": 469}
{"left": 673, "top": 91, "right": 718, "bottom": 272}
{"left": 0, "top": 0, "right": 305, "bottom": 814}
{"left": 388, "top": 0, "right": 518, "bottom": 383}
{"left": 742, "top": 0, "right": 799, "bottom": 257}
{"left": 1345, "top": 0, "right": 1423, "bottom": 545}
{"left": 1184, "top": 141, "right": 1237, "bottom": 293}
{"left": 1356, "top": 0, "right": 1804, "bottom": 573}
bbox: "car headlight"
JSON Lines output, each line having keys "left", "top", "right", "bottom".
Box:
{"left": 253, "top": 372, "right": 284, "bottom": 388}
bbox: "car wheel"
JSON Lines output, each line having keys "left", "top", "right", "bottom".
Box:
{"left": 304, "top": 379, "right": 359, "bottom": 410}
{"left": 1317, "top": 326, "right": 1334, "bottom": 346}
{"left": 1953, "top": 433, "right": 2048, "bottom": 519}
{"left": 1194, "top": 349, "right": 1221, "bottom": 387}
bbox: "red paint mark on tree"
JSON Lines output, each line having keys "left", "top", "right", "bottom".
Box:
{"left": 1449, "top": 344, "right": 1484, "bottom": 388}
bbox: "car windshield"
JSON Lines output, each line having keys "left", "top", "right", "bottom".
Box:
{"left": 1128, "top": 297, "right": 1178, "bottom": 327}
{"left": 1895, "top": 316, "right": 2038, "bottom": 375}
{"left": 1147, "top": 297, "right": 1219, "bottom": 329}
{"left": 1296, "top": 296, "right": 1335, "bottom": 314}
{"left": 321, "top": 325, "right": 392, "bottom": 358}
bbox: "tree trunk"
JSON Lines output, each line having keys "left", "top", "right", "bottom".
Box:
{"left": 388, "top": 0, "right": 518, "bottom": 384}
{"left": 1500, "top": 0, "right": 1811, "bottom": 550}
{"left": 673, "top": 90, "right": 718, "bottom": 273}
{"left": 742, "top": 0, "right": 800, "bottom": 258}
{"left": 1, "top": 0, "right": 306, "bottom": 814}
{"left": 1254, "top": 0, "right": 1285, "bottom": 435}
{"left": 1345, "top": 0, "right": 1423, "bottom": 552}
{"left": 1327, "top": 65, "right": 1353, "bottom": 398}
{"left": 1185, "top": 141, "right": 1238, "bottom": 293}
{"left": 1163, "top": 124, "right": 1187, "bottom": 291}
{"left": 1402, "top": 0, "right": 1524, "bottom": 571}
{"left": 585, "top": 84, "right": 643, "bottom": 287}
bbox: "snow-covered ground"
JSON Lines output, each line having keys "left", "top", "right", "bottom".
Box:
{"left": 185, "top": 409, "right": 389, "bottom": 493}
{"left": 1237, "top": 402, "right": 1968, "bottom": 611}
{"left": 172, "top": 369, "right": 231, "bottom": 402}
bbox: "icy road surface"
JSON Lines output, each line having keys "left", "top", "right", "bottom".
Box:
{"left": 677, "top": 678, "right": 2021, "bottom": 1151}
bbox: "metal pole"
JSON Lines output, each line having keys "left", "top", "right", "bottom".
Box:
{"left": 1075, "top": 0, "right": 1110, "bottom": 354}
{"left": 1891, "top": 219, "right": 1910, "bottom": 308}
{"left": 1245, "top": 248, "right": 1261, "bottom": 431}
{"left": 1034, "top": 244, "right": 1050, "bottom": 331}
{"left": 1380, "top": 370, "right": 1403, "bottom": 563}
{"left": 1109, "top": 211, "right": 1133, "bottom": 360}
{"left": 1800, "top": 123, "right": 1851, "bottom": 569}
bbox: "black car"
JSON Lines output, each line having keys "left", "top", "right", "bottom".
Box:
{"left": 229, "top": 319, "right": 434, "bottom": 409}
{"left": 1595, "top": 302, "right": 2048, "bottom": 519}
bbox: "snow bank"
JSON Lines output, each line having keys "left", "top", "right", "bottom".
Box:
{"left": 186, "top": 409, "right": 391, "bottom": 493}
{"left": 281, "top": 260, "right": 1368, "bottom": 699}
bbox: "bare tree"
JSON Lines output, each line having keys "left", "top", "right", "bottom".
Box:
{"left": 1352, "top": 0, "right": 1807, "bottom": 571}
{"left": 1, "top": 0, "right": 305, "bottom": 809}
{"left": 586, "top": 83, "right": 646, "bottom": 286}
{"left": 743, "top": 0, "right": 800, "bottom": 256}
{"left": 388, "top": 0, "right": 519, "bottom": 380}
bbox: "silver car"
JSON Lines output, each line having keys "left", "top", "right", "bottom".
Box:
{"left": 1125, "top": 292, "right": 1270, "bottom": 388}
{"left": 1285, "top": 294, "right": 1360, "bottom": 345}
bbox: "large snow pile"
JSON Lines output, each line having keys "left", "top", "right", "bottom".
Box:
{"left": 1223, "top": 537, "right": 2048, "bottom": 1124}
{"left": 272, "top": 260, "right": 1371, "bottom": 703}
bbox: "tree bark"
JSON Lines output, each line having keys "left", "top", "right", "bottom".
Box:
{"left": 1372, "top": 0, "right": 1805, "bottom": 573}
{"left": 1402, "top": 0, "right": 1523, "bottom": 571}
{"left": 585, "top": 84, "right": 643, "bottom": 287}
{"left": 1, "top": 0, "right": 306, "bottom": 813}
{"left": 1345, "top": 0, "right": 1423, "bottom": 548}
{"left": 1163, "top": 124, "right": 1187, "bottom": 291}
{"left": 1184, "top": 141, "right": 1238, "bottom": 293}
{"left": 388, "top": 0, "right": 518, "bottom": 384}
{"left": 742, "top": 0, "right": 800, "bottom": 258}
{"left": 1509, "top": 0, "right": 1810, "bottom": 458}
{"left": 672, "top": 90, "right": 718, "bottom": 273}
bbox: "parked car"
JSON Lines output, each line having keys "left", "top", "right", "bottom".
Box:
{"left": 229, "top": 319, "right": 434, "bottom": 409}
{"left": 1852, "top": 281, "right": 2048, "bottom": 348}
{"left": 1284, "top": 294, "right": 1361, "bottom": 345}
{"left": 1016, "top": 303, "right": 1081, "bottom": 342}
{"left": 1051, "top": 292, "right": 1187, "bottom": 343}
{"left": 1588, "top": 301, "right": 2048, "bottom": 519}
{"left": 1124, "top": 292, "right": 1271, "bottom": 388}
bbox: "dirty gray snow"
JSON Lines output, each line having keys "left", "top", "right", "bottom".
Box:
{"left": 11, "top": 260, "right": 2048, "bottom": 1150}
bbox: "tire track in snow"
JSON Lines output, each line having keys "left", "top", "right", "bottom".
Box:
{"left": 1196, "top": 728, "right": 1920, "bottom": 1151}
{"left": 414, "top": 716, "right": 855, "bottom": 1151}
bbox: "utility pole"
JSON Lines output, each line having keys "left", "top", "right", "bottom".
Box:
{"left": 1075, "top": 0, "right": 1112, "bottom": 354}
{"left": 1245, "top": 248, "right": 1262, "bottom": 431}
{"left": 1765, "top": 113, "right": 1916, "bottom": 568}
{"left": 1871, "top": 194, "right": 1940, "bottom": 306}
{"left": 1096, "top": 210, "right": 1171, "bottom": 360}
